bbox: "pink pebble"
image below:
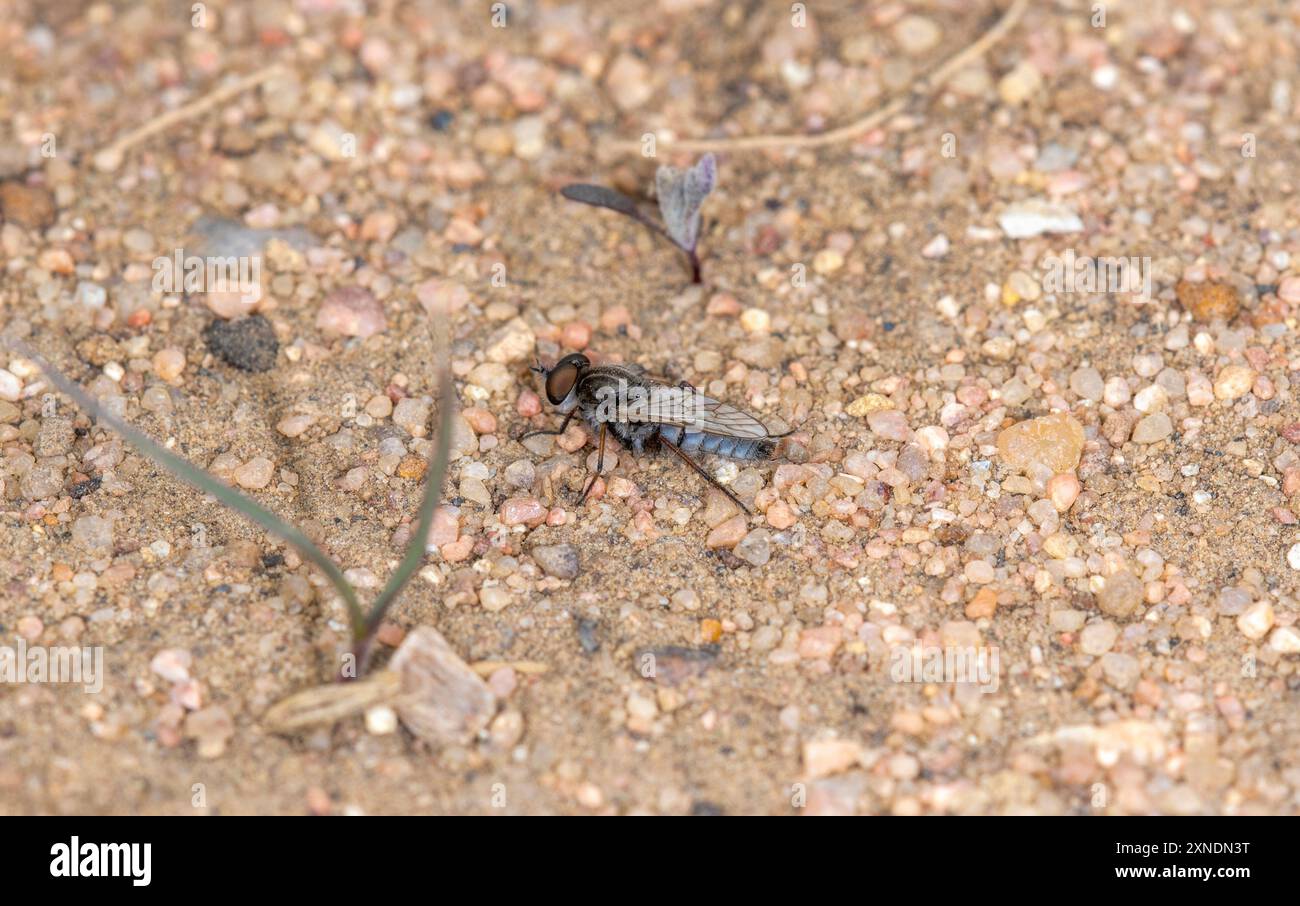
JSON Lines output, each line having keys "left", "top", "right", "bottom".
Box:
{"left": 517, "top": 389, "right": 542, "bottom": 418}
{"left": 500, "top": 498, "right": 548, "bottom": 526}
{"left": 1278, "top": 276, "right": 1300, "bottom": 305}
{"left": 562, "top": 321, "right": 592, "bottom": 350}
{"left": 317, "top": 286, "right": 387, "bottom": 338}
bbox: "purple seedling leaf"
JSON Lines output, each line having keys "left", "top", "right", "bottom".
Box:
{"left": 560, "top": 183, "right": 668, "bottom": 237}
{"left": 655, "top": 153, "right": 716, "bottom": 254}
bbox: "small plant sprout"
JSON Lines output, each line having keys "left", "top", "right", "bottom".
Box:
{"left": 6, "top": 333, "right": 455, "bottom": 681}
{"left": 560, "top": 152, "right": 717, "bottom": 284}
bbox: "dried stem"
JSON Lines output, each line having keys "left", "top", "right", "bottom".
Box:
{"left": 93, "top": 62, "right": 288, "bottom": 171}
{"left": 601, "top": 0, "right": 1030, "bottom": 155}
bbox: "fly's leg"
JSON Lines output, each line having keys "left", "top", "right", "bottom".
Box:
{"left": 517, "top": 409, "right": 576, "bottom": 443}
{"left": 577, "top": 422, "right": 607, "bottom": 505}
{"left": 659, "top": 435, "right": 751, "bottom": 515}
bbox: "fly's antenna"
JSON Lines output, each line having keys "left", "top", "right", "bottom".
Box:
{"left": 529, "top": 358, "right": 547, "bottom": 376}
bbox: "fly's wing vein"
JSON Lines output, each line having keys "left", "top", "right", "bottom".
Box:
{"left": 618, "top": 385, "right": 773, "bottom": 438}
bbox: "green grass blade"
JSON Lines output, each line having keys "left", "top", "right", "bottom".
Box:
{"left": 8, "top": 340, "right": 364, "bottom": 631}
{"left": 363, "top": 362, "right": 455, "bottom": 636}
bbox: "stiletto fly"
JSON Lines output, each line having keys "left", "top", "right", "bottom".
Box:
{"left": 521, "top": 353, "right": 793, "bottom": 513}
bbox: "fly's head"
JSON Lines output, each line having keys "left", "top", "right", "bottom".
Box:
{"left": 535, "top": 353, "right": 590, "bottom": 411}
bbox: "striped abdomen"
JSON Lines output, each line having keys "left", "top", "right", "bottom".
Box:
{"left": 656, "top": 425, "right": 776, "bottom": 461}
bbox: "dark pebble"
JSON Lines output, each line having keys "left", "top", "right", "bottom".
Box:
{"left": 68, "top": 477, "right": 101, "bottom": 499}
{"left": 575, "top": 616, "right": 601, "bottom": 653}
{"left": 204, "top": 315, "right": 279, "bottom": 372}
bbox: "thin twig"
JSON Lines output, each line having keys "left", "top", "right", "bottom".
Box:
{"left": 602, "top": 0, "right": 1030, "bottom": 155}
{"left": 93, "top": 62, "right": 288, "bottom": 171}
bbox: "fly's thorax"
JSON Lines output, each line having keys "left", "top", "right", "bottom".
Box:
{"left": 578, "top": 368, "right": 708, "bottom": 427}
{"left": 578, "top": 371, "right": 636, "bottom": 423}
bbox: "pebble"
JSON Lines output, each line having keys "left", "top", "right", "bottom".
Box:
{"left": 997, "top": 199, "right": 1083, "bottom": 238}
{"left": 740, "top": 308, "right": 771, "bottom": 333}
{"left": 397, "top": 455, "right": 427, "bottom": 480}
{"left": 365, "top": 395, "right": 393, "bottom": 419}
{"left": 15, "top": 616, "right": 41, "bottom": 641}
{"left": 1288, "top": 543, "right": 1300, "bottom": 570}
{"left": 1277, "top": 276, "right": 1300, "bottom": 305}
{"left": 364, "top": 705, "right": 399, "bottom": 735}
{"left": 866, "top": 409, "right": 910, "bottom": 441}
{"left": 765, "top": 500, "right": 797, "bottom": 529}
{"left": 1213, "top": 365, "right": 1254, "bottom": 401}
{"left": 479, "top": 585, "right": 511, "bottom": 611}
{"left": 462, "top": 407, "right": 497, "bottom": 434}
{"left": 920, "top": 234, "right": 949, "bottom": 258}
{"left": 893, "top": 15, "right": 942, "bottom": 55}
{"left": 0, "top": 181, "right": 55, "bottom": 229}
{"left": 71, "top": 514, "right": 114, "bottom": 554}
{"left": 1269, "top": 626, "right": 1300, "bottom": 654}
{"left": 489, "top": 709, "right": 525, "bottom": 748}
{"left": 204, "top": 315, "right": 279, "bottom": 372}
{"left": 152, "top": 348, "right": 186, "bottom": 384}
{"left": 1096, "top": 571, "right": 1143, "bottom": 619}
{"left": 392, "top": 397, "right": 431, "bottom": 436}
{"left": 706, "top": 515, "right": 748, "bottom": 549}
{"left": 485, "top": 318, "right": 536, "bottom": 363}
{"left": 803, "top": 739, "right": 864, "bottom": 779}
{"left": 532, "top": 543, "right": 580, "bottom": 579}
{"left": 504, "top": 459, "right": 536, "bottom": 489}
{"left": 997, "top": 61, "right": 1042, "bottom": 106}
{"left": 734, "top": 528, "right": 772, "bottom": 566}
{"left": 605, "top": 54, "right": 653, "bottom": 110}
{"left": 0, "top": 369, "right": 22, "bottom": 401}
{"left": 1080, "top": 621, "right": 1118, "bottom": 655}
{"left": 1176, "top": 280, "right": 1240, "bottom": 321}
{"left": 1101, "top": 652, "right": 1140, "bottom": 689}
{"left": 276, "top": 414, "right": 316, "bottom": 438}
{"left": 846, "top": 393, "right": 892, "bottom": 417}
{"left": 317, "top": 286, "right": 387, "bottom": 338}
{"left": 1131, "top": 413, "right": 1173, "bottom": 444}
{"left": 1236, "top": 601, "right": 1274, "bottom": 641}
{"left": 1187, "top": 372, "right": 1214, "bottom": 406}
{"left": 996, "top": 412, "right": 1084, "bottom": 474}
{"left": 914, "top": 425, "right": 948, "bottom": 453}
{"left": 813, "top": 248, "right": 844, "bottom": 274}
{"left": 1047, "top": 473, "right": 1081, "bottom": 511}
{"left": 501, "top": 498, "right": 548, "bottom": 526}
{"left": 234, "top": 457, "right": 275, "bottom": 490}
{"left": 150, "top": 649, "right": 192, "bottom": 683}
{"left": 35, "top": 417, "right": 73, "bottom": 456}
{"left": 1070, "top": 368, "right": 1103, "bottom": 402}
{"left": 389, "top": 627, "right": 496, "bottom": 746}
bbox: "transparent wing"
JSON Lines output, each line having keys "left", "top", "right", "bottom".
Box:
{"left": 622, "top": 385, "right": 775, "bottom": 438}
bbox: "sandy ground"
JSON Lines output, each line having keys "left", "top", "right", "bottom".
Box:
{"left": 1, "top": 0, "right": 1300, "bottom": 815}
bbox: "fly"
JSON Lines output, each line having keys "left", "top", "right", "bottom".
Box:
{"left": 521, "top": 353, "right": 793, "bottom": 513}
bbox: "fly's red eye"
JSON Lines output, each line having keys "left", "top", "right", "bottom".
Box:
{"left": 545, "top": 362, "right": 579, "bottom": 404}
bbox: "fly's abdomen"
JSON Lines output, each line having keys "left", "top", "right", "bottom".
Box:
{"left": 658, "top": 426, "right": 775, "bottom": 461}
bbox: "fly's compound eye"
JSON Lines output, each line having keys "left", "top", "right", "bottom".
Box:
{"left": 545, "top": 361, "right": 580, "bottom": 404}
